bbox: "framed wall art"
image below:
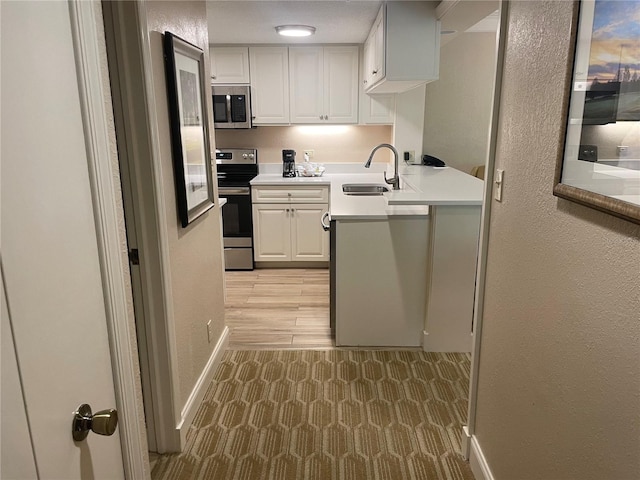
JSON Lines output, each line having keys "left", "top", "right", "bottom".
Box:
{"left": 163, "top": 31, "right": 214, "bottom": 228}
{"left": 554, "top": 0, "right": 640, "bottom": 224}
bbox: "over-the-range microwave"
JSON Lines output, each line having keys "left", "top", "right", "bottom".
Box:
{"left": 212, "top": 85, "right": 252, "bottom": 129}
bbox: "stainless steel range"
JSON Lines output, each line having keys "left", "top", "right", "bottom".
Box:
{"left": 216, "top": 148, "right": 258, "bottom": 270}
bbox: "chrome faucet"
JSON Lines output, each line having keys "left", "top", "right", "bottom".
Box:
{"left": 364, "top": 143, "right": 400, "bottom": 190}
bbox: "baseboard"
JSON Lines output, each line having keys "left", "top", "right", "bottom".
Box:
{"left": 176, "top": 326, "right": 229, "bottom": 447}
{"left": 461, "top": 426, "right": 471, "bottom": 460}
{"left": 469, "top": 434, "right": 495, "bottom": 480}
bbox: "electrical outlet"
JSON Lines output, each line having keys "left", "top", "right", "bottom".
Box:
{"left": 617, "top": 146, "right": 629, "bottom": 157}
{"left": 404, "top": 151, "right": 416, "bottom": 164}
{"left": 207, "top": 319, "right": 212, "bottom": 343}
{"left": 304, "top": 149, "right": 314, "bottom": 159}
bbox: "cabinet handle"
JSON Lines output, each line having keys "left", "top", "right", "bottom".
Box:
{"left": 319, "top": 115, "right": 323, "bottom": 120}
{"left": 286, "top": 208, "right": 290, "bottom": 213}
{"left": 324, "top": 115, "right": 328, "bottom": 120}
{"left": 211, "top": 74, "right": 217, "bottom": 79}
{"left": 363, "top": 80, "right": 368, "bottom": 85}
{"left": 372, "top": 69, "right": 378, "bottom": 75}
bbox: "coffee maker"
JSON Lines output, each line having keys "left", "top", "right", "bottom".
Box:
{"left": 282, "top": 149, "right": 296, "bottom": 177}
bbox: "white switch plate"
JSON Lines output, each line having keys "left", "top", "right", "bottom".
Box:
{"left": 494, "top": 169, "right": 504, "bottom": 202}
{"left": 304, "top": 149, "right": 314, "bottom": 159}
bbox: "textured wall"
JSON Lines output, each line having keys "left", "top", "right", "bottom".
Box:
{"left": 423, "top": 32, "right": 496, "bottom": 174}
{"left": 145, "top": 1, "right": 226, "bottom": 410}
{"left": 474, "top": 2, "right": 640, "bottom": 478}
{"left": 215, "top": 125, "right": 392, "bottom": 164}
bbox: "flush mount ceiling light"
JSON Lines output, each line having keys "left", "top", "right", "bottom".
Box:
{"left": 275, "top": 25, "right": 316, "bottom": 37}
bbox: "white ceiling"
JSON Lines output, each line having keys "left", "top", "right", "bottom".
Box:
{"left": 207, "top": 1, "right": 384, "bottom": 45}
{"left": 206, "top": 1, "right": 499, "bottom": 46}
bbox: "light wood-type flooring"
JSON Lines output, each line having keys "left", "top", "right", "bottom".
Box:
{"left": 225, "top": 268, "right": 333, "bottom": 349}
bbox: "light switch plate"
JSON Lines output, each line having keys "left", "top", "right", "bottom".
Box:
{"left": 494, "top": 169, "right": 504, "bottom": 202}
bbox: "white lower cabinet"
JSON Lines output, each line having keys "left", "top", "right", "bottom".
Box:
{"left": 252, "top": 186, "right": 329, "bottom": 262}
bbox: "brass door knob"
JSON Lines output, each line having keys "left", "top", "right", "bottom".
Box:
{"left": 72, "top": 404, "right": 118, "bottom": 441}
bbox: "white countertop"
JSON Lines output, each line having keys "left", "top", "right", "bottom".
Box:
{"left": 386, "top": 165, "right": 484, "bottom": 206}
{"left": 250, "top": 163, "right": 483, "bottom": 219}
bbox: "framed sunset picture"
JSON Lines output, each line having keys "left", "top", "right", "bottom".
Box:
{"left": 554, "top": 0, "right": 640, "bottom": 225}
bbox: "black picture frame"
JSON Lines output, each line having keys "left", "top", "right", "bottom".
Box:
{"left": 554, "top": 1, "right": 640, "bottom": 225}
{"left": 163, "top": 31, "right": 214, "bottom": 228}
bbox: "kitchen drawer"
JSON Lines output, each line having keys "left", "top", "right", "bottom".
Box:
{"left": 252, "top": 185, "right": 329, "bottom": 203}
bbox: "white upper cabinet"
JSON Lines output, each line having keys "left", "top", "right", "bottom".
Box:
{"left": 210, "top": 46, "right": 250, "bottom": 84}
{"left": 363, "top": 7, "right": 385, "bottom": 90}
{"left": 249, "top": 47, "right": 290, "bottom": 124}
{"left": 289, "top": 46, "right": 359, "bottom": 124}
{"left": 359, "top": 47, "right": 395, "bottom": 124}
{"left": 360, "top": 91, "right": 396, "bottom": 125}
{"left": 364, "top": 2, "right": 440, "bottom": 94}
{"left": 324, "top": 47, "right": 360, "bottom": 124}
{"left": 289, "top": 47, "right": 324, "bottom": 123}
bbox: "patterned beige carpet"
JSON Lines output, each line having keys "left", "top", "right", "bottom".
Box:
{"left": 152, "top": 350, "right": 474, "bottom": 480}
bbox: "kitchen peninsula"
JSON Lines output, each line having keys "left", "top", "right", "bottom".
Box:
{"left": 250, "top": 163, "right": 483, "bottom": 352}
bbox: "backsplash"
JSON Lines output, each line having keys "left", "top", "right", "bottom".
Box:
{"left": 213, "top": 125, "right": 393, "bottom": 164}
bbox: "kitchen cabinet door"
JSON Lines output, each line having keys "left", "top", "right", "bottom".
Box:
{"left": 360, "top": 93, "right": 395, "bottom": 124}
{"left": 364, "top": 2, "right": 440, "bottom": 94}
{"left": 363, "top": 33, "right": 376, "bottom": 89}
{"left": 289, "top": 46, "right": 359, "bottom": 124}
{"left": 252, "top": 205, "right": 291, "bottom": 260}
{"left": 290, "top": 205, "right": 329, "bottom": 260}
{"left": 359, "top": 45, "right": 395, "bottom": 125}
{"left": 210, "top": 46, "right": 250, "bottom": 84}
{"left": 324, "top": 46, "right": 359, "bottom": 124}
{"left": 289, "top": 47, "right": 324, "bottom": 123}
{"left": 372, "top": 8, "right": 385, "bottom": 83}
{"left": 250, "top": 47, "right": 290, "bottom": 124}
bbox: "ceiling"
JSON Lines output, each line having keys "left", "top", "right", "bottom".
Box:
{"left": 207, "top": 1, "right": 499, "bottom": 46}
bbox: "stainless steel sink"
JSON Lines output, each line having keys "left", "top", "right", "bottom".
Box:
{"left": 342, "top": 183, "right": 390, "bottom": 196}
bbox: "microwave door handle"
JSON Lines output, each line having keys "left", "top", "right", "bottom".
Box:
{"left": 225, "top": 95, "right": 232, "bottom": 126}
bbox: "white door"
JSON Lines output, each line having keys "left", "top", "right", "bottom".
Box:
{"left": 289, "top": 47, "right": 324, "bottom": 123}
{"left": 290, "top": 205, "right": 330, "bottom": 260}
{"left": 324, "top": 46, "right": 359, "bottom": 124}
{"left": 250, "top": 47, "right": 290, "bottom": 124}
{"left": 252, "top": 205, "right": 291, "bottom": 260}
{"left": 1, "top": 1, "right": 124, "bottom": 478}
{"left": 209, "top": 46, "right": 250, "bottom": 84}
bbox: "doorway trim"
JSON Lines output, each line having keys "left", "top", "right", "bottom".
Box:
{"left": 462, "top": 0, "right": 509, "bottom": 470}
{"left": 101, "top": 0, "right": 185, "bottom": 453}
{"left": 69, "top": 0, "right": 148, "bottom": 476}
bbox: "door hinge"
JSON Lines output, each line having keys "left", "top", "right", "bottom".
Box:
{"left": 128, "top": 249, "right": 140, "bottom": 265}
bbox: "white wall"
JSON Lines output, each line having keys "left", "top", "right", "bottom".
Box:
{"left": 423, "top": 32, "right": 496, "bottom": 173}
{"left": 144, "top": 0, "right": 227, "bottom": 415}
{"left": 393, "top": 85, "right": 427, "bottom": 161}
{"left": 474, "top": 2, "right": 640, "bottom": 478}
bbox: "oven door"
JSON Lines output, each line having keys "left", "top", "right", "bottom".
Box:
{"left": 219, "top": 186, "right": 254, "bottom": 270}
